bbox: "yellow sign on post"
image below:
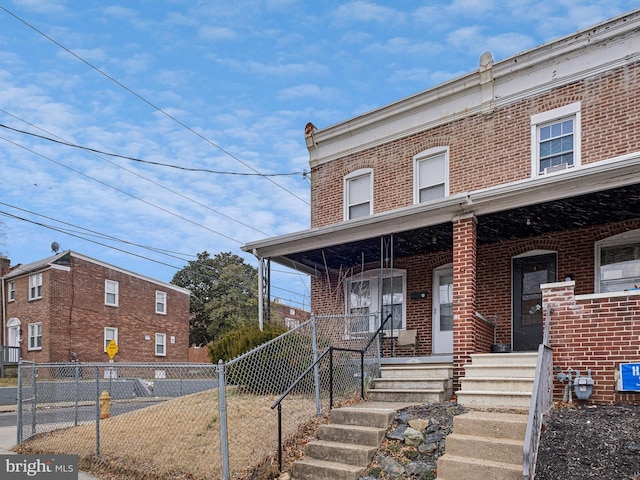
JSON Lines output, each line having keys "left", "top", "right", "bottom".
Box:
{"left": 106, "top": 339, "right": 119, "bottom": 359}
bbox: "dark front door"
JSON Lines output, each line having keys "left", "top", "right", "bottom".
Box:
{"left": 513, "top": 253, "right": 557, "bottom": 351}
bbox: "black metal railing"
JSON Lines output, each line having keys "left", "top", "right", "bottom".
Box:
{"left": 1, "top": 346, "right": 20, "bottom": 377}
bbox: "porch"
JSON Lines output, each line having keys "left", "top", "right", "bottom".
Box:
{"left": 0, "top": 346, "right": 20, "bottom": 377}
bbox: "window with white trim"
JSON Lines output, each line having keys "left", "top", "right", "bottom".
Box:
{"left": 29, "top": 273, "right": 42, "bottom": 300}
{"left": 8, "top": 281, "right": 15, "bottom": 302}
{"left": 155, "top": 333, "right": 167, "bottom": 356}
{"left": 105, "top": 280, "right": 119, "bottom": 306}
{"left": 531, "top": 102, "right": 581, "bottom": 176}
{"left": 345, "top": 270, "right": 406, "bottom": 335}
{"left": 344, "top": 169, "right": 372, "bottom": 220}
{"left": 104, "top": 327, "right": 118, "bottom": 351}
{"left": 28, "top": 322, "right": 42, "bottom": 350}
{"left": 156, "top": 291, "right": 167, "bottom": 315}
{"left": 596, "top": 230, "right": 640, "bottom": 293}
{"left": 414, "top": 147, "right": 449, "bottom": 203}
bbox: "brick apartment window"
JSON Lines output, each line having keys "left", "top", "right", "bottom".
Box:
{"left": 156, "top": 291, "right": 167, "bottom": 315}
{"left": 414, "top": 148, "right": 448, "bottom": 203}
{"left": 29, "top": 273, "right": 42, "bottom": 300}
{"left": 104, "top": 327, "right": 118, "bottom": 351}
{"left": 346, "top": 271, "right": 406, "bottom": 335}
{"left": 596, "top": 230, "right": 640, "bottom": 293}
{"left": 344, "top": 169, "right": 372, "bottom": 220}
{"left": 155, "top": 333, "right": 167, "bottom": 356}
{"left": 28, "top": 322, "right": 42, "bottom": 350}
{"left": 531, "top": 102, "right": 581, "bottom": 176}
{"left": 105, "top": 280, "right": 119, "bottom": 306}
{"left": 8, "top": 281, "right": 15, "bottom": 302}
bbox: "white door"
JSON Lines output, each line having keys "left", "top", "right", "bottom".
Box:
{"left": 7, "top": 317, "right": 21, "bottom": 347}
{"left": 432, "top": 265, "right": 453, "bottom": 354}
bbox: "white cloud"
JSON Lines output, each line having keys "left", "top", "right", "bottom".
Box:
{"left": 335, "top": 1, "right": 405, "bottom": 25}
{"left": 198, "top": 26, "right": 237, "bottom": 40}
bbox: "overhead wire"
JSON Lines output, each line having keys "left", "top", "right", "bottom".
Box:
{"left": 0, "top": 4, "right": 310, "bottom": 205}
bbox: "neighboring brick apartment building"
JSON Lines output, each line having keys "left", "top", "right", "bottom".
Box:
{"left": 1, "top": 250, "right": 190, "bottom": 363}
{"left": 244, "top": 10, "right": 640, "bottom": 403}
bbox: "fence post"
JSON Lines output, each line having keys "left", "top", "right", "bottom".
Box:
{"left": 95, "top": 366, "right": 100, "bottom": 455}
{"left": 217, "top": 360, "right": 230, "bottom": 480}
{"left": 16, "top": 360, "right": 22, "bottom": 444}
{"left": 74, "top": 363, "right": 80, "bottom": 426}
{"left": 311, "top": 316, "right": 321, "bottom": 416}
{"left": 31, "top": 367, "right": 36, "bottom": 438}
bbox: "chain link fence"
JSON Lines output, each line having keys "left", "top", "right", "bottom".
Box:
{"left": 16, "top": 315, "right": 382, "bottom": 479}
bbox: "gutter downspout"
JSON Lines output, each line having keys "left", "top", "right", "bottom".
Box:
{"left": 254, "top": 250, "right": 264, "bottom": 331}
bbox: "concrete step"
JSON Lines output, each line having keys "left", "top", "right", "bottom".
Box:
{"left": 444, "top": 433, "right": 523, "bottom": 464}
{"left": 305, "top": 440, "right": 376, "bottom": 467}
{"left": 455, "top": 390, "right": 531, "bottom": 409}
{"left": 451, "top": 411, "right": 528, "bottom": 440}
{"left": 468, "top": 352, "right": 537, "bottom": 365}
{"left": 330, "top": 405, "right": 397, "bottom": 428}
{"left": 292, "top": 457, "right": 364, "bottom": 480}
{"left": 436, "top": 453, "right": 522, "bottom": 480}
{"left": 462, "top": 364, "right": 536, "bottom": 378}
{"left": 371, "top": 377, "right": 452, "bottom": 390}
{"left": 380, "top": 364, "right": 452, "bottom": 379}
{"left": 366, "top": 389, "right": 446, "bottom": 403}
{"left": 317, "top": 423, "right": 386, "bottom": 446}
{"left": 459, "top": 377, "right": 534, "bottom": 392}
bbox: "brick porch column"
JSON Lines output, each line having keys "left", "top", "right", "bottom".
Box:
{"left": 452, "top": 214, "right": 478, "bottom": 393}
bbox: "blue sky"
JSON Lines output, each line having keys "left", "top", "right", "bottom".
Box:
{"left": 0, "top": 1, "right": 637, "bottom": 311}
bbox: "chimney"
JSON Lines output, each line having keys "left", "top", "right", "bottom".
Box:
{"left": 0, "top": 256, "right": 10, "bottom": 277}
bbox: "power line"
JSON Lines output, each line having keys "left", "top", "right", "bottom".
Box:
{"left": 0, "top": 123, "right": 305, "bottom": 177}
{"left": 0, "top": 4, "right": 310, "bottom": 205}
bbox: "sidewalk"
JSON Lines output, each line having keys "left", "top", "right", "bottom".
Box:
{"left": 0, "top": 421, "right": 100, "bottom": 479}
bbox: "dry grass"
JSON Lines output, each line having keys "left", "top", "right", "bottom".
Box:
{"left": 0, "top": 378, "right": 18, "bottom": 387}
{"left": 16, "top": 388, "right": 325, "bottom": 480}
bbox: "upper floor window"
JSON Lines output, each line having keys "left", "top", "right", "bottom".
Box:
{"left": 345, "top": 270, "right": 406, "bottom": 335}
{"left": 29, "top": 273, "right": 42, "bottom": 300}
{"left": 8, "top": 281, "right": 15, "bottom": 302}
{"left": 156, "top": 291, "right": 167, "bottom": 315}
{"left": 155, "top": 333, "right": 167, "bottom": 356}
{"left": 531, "top": 102, "right": 581, "bottom": 176}
{"left": 28, "top": 322, "right": 42, "bottom": 351}
{"left": 104, "top": 327, "right": 118, "bottom": 352}
{"left": 596, "top": 230, "right": 640, "bottom": 293}
{"left": 105, "top": 280, "right": 119, "bottom": 307}
{"left": 414, "top": 147, "right": 449, "bottom": 203}
{"left": 344, "top": 169, "right": 372, "bottom": 220}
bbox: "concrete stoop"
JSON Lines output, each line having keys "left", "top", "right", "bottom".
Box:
{"left": 367, "top": 363, "right": 454, "bottom": 403}
{"left": 436, "top": 411, "right": 528, "bottom": 480}
{"left": 291, "top": 403, "right": 408, "bottom": 480}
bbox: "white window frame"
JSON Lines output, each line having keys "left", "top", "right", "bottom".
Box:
{"left": 155, "top": 333, "right": 167, "bottom": 356}
{"left": 595, "top": 229, "right": 640, "bottom": 293}
{"left": 29, "top": 273, "right": 42, "bottom": 300}
{"left": 105, "top": 280, "right": 119, "bottom": 307}
{"left": 104, "top": 327, "right": 118, "bottom": 352}
{"left": 345, "top": 269, "right": 407, "bottom": 336}
{"left": 413, "top": 147, "right": 449, "bottom": 204}
{"left": 155, "top": 291, "right": 167, "bottom": 315}
{"left": 344, "top": 168, "right": 373, "bottom": 220}
{"left": 8, "top": 281, "right": 15, "bottom": 302}
{"left": 531, "top": 102, "right": 581, "bottom": 177}
{"left": 28, "top": 322, "right": 42, "bottom": 351}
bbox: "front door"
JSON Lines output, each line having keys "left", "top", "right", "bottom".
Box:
{"left": 432, "top": 264, "right": 453, "bottom": 354}
{"left": 512, "top": 253, "right": 557, "bottom": 351}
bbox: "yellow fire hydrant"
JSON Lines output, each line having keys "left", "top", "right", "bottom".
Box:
{"left": 99, "top": 390, "right": 111, "bottom": 419}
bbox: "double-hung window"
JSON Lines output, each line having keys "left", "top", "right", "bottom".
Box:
{"left": 8, "top": 281, "right": 15, "bottom": 302}
{"left": 344, "top": 169, "right": 372, "bottom": 220}
{"left": 156, "top": 291, "right": 167, "bottom": 314}
{"left": 105, "top": 280, "right": 119, "bottom": 306}
{"left": 104, "top": 327, "right": 118, "bottom": 352}
{"left": 346, "top": 270, "right": 406, "bottom": 336}
{"left": 531, "top": 102, "right": 581, "bottom": 176}
{"left": 29, "top": 273, "right": 42, "bottom": 300}
{"left": 155, "top": 333, "right": 167, "bottom": 356}
{"left": 28, "top": 323, "right": 42, "bottom": 350}
{"left": 414, "top": 148, "right": 449, "bottom": 203}
{"left": 596, "top": 230, "right": 640, "bottom": 293}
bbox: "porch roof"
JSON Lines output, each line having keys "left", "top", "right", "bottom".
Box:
{"left": 242, "top": 153, "right": 640, "bottom": 275}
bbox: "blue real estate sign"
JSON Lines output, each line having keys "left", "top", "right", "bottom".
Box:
{"left": 620, "top": 363, "right": 640, "bottom": 391}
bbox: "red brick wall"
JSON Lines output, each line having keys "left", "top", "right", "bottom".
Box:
{"left": 310, "top": 62, "right": 640, "bottom": 229}
{"left": 543, "top": 282, "right": 640, "bottom": 405}
{"left": 4, "top": 256, "right": 190, "bottom": 363}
